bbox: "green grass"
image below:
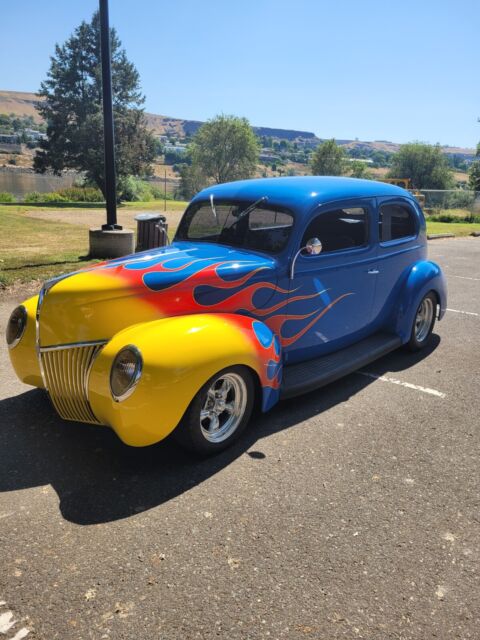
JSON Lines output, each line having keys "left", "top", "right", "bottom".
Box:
{"left": 0, "top": 205, "right": 98, "bottom": 287}
{"left": 426, "top": 221, "right": 480, "bottom": 237}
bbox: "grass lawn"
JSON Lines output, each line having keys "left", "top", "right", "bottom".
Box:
{"left": 0, "top": 202, "right": 185, "bottom": 288}
{"left": 1, "top": 203, "right": 479, "bottom": 288}
{"left": 426, "top": 221, "right": 480, "bottom": 237}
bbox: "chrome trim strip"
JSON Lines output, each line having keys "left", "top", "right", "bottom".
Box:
{"left": 36, "top": 284, "right": 47, "bottom": 388}
{"left": 40, "top": 339, "right": 108, "bottom": 353}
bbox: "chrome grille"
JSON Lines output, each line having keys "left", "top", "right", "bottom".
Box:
{"left": 40, "top": 343, "right": 104, "bottom": 424}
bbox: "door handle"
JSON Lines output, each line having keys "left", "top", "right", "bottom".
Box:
{"left": 367, "top": 269, "right": 379, "bottom": 275}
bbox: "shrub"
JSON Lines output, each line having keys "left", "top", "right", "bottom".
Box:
{"left": 118, "top": 176, "right": 151, "bottom": 201}
{"left": 429, "top": 213, "right": 480, "bottom": 223}
{"left": 56, "top": 186, "right": 103, "bottom": 202}
{"left": 0, "top": 191, "right": 15, "bottom": 202}
{"left": 23, "top": 191, "right": 67, "bottom": 203}
{"left": 23, "top": 191, "right": 43, "bottom": 202}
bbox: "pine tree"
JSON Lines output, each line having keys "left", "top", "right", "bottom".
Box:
{"left": 34, "top": 11, "right": 155, "bottom": 197}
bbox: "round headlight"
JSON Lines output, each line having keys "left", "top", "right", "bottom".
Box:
{"left": 110, "top": 345, "right": 143, "bottom": 402}
{"left": 6, "top": 305, "right": 27, "bottom": 348}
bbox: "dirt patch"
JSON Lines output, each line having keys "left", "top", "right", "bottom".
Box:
{"left": 25, "top": 206, "right": 185, "bottom": 231}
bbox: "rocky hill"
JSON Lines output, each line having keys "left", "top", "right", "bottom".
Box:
{"left": 0, "top": 90, "right": 475, "bottom": 159}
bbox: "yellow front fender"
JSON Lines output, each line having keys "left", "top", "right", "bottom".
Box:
{"left": 88, "top": 313, "right": 282, "bottom": 447}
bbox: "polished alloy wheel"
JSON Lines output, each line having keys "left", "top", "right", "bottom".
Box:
{"left": 200, "top": 373, "right": 247, "bottom": 443}
{"left": 414, "top": 297, "right": 434, "bottom": 342}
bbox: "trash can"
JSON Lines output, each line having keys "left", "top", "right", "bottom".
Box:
{"left": 134, "top": 213, "right": 169, "bottom": 252}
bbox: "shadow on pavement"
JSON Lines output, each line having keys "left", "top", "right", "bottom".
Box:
{"left": 0, "top": 335, "right": 440, "bottom": 525}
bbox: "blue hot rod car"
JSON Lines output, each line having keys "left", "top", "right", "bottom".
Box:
{"left": 7, "top": 177, "right": 447, "bottom": 454}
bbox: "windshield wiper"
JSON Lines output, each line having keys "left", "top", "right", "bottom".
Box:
{"left": 210, "top": 194, "right": 218, "bottom": 223}
{"left": 232, "top": 196, "right": 268, "bottom": 224}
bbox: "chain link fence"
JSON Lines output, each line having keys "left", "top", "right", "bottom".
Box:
{"left": 419, "top": 189, "right": 480, "bottom": 220}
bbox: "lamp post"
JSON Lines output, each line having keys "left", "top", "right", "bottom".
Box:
{"left": 99, "top": 0, "right": 121, "bottom": 230}
{"left": 89, "top": 0, "right": 134, "bottom": 258}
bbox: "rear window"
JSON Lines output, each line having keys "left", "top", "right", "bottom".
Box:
{"left": 379, "top": 204, "right": 416, "bottom": 241}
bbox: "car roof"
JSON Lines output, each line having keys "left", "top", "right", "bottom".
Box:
{"left": 193, "top": 176, "right": 412, "bottom": 213}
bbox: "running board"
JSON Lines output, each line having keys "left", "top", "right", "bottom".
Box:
{"left": 281, "top": 333, "right": 402, "bottom": 399}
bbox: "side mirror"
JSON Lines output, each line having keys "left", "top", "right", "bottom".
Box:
{"left": 305, "top": 237, "right": 322, "bottom": 255}
{"left": 290, "top": 237, "right": 323, "bottom": 279}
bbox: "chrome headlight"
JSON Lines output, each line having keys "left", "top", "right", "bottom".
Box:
{"left": 110, "top": 345, "right": 143, "bottom": 402}
{"left": 6, "top": 305, "right": 27, "bottom": 348}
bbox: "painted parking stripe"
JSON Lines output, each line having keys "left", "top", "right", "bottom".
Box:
{"left": 10, "top": 629, "right": 30, "bottom": 640}
{"left": 447, "top": 308, "right": 479, "bottom": 317}
{"left": 0, "top": 602, "right": 30, "bottom": 639}
{"left": 450, "top": 275, "right": 480, "bottom": 282}
{"left": 357, "top": 371, "right": 446, "bottom": 398}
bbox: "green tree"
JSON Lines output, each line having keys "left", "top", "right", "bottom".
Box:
{"left": 310, "top": 139, "right": 346, "bottom": 176}
{"left": 388, "top": 142, "right": 454, "bottom": 189}
{"left": 468, "top": 143, "right": 480, "bottom": 192}
{"left": 349, "top": 160, "right": 372, "bottom": 179}
{"left": 189, "top": 115, "right": 259, "bottom": 185}
{"left": 179, "top": 163, "right": 208, "bottom": 200}
{"left": 34, "top": 11, "right": 155, "bottom": 198}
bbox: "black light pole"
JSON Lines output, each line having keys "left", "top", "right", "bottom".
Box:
{"left": 99, "top": 0, "right": 121, "bottom": 230}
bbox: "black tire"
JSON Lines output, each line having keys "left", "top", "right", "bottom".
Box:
{"left": 173, "top": 365, "right": 255, "bottom": 456}
{"left": 405, "top": 291, "right": 437, "bottom": 352}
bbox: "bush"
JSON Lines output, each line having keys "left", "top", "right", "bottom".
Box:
{"left": 429, "top": 213, "right": 480, "bottom": 223}
{"left": 23, "top": 191, "right": 69, "bottom": 203}
{"left": 0, "top": 191, "right": 15, "bottom": 202}
{"left": 23, "top": 191, "right": 44, "bottom": 202}
{"left": 56, "top": 186, "right": 103, "bottom": 202}
{"left": 118, "top": 176, "right": 154, "bottom": 202}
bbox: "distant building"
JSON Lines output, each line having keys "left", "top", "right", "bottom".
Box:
{"left": 0, "top": 133, "right": 19, "bottom": 144}
{"left": 24, "top": 128, "right": 46, "bottom": 142}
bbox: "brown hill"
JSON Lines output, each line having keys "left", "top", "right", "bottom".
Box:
{"left": 0, "top": 90, "right": 475, "bottom": 159}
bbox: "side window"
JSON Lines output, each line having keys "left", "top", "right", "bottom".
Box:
{"left": 379, "top": 203, "right": 416, "bottom": 242}
{"left": 301, "top": 207, "right": 368, "bottom": 254}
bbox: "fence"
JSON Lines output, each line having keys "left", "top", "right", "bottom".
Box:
{"left": 419, "top": 189, "right": 480, "bottom": 219}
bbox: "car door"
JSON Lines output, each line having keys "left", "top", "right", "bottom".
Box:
{"left": 370, "top": 196, "right": 425, "bottom": 325}
{"left": 283, "top": 198, "right": 378, "bottom": 364}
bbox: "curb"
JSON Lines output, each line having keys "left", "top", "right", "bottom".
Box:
{"left": 427, "top": 233, "right": 456, "bottom": 240}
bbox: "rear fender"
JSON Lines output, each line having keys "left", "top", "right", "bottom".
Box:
{"left": 388, "top": 260, "right": 447, "bottom": 342}
{"left": 88, "top": 313, "right": 282, "bottom": 446}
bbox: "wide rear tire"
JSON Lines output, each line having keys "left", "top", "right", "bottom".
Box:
{"left": 405, "top": 292, "right": 437, "bottom": 352}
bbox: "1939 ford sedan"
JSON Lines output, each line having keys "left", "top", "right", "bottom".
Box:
{"left": 6, "top": 177, "right": 447, "bottom": 454}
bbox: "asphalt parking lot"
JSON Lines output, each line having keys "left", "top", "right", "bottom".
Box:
{"left": 0, "top": 237, "right": 479, "bottom": 640}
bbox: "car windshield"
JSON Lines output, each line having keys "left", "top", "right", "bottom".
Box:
{"left": 175, "top": 200, "right": 294, "bottom": 254}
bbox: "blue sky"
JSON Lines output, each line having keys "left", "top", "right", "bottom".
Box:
{"left": 1, "top": 0, "right": 478, "bottom": 148}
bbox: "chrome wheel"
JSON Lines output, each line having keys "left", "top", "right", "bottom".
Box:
{"left": 200, "top": 373, "right": 247, "bottom": 443}
{"left": 414, "top": 297, "right": 434, "bottom": 342}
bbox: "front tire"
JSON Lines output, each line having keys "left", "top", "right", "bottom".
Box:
{"left": 174, "top": 366, "right": 255, "bottom": 455}
{"left": 406, "top": 292, "right": 437, "bottom": 352}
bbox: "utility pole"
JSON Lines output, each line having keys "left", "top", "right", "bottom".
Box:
{"left": 99, "top": 0, "right": 121, "bottom": 230}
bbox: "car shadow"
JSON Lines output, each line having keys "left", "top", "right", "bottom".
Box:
{"left": 0, "top": 335, "right": 440, "bottom": 525}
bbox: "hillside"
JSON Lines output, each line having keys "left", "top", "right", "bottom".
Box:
{"left": 0, "top": 89, "right": 475, "bottom": 159}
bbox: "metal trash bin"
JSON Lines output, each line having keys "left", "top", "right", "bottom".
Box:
{"left": 134, "top": 213, "right": 169, "bottom": 252}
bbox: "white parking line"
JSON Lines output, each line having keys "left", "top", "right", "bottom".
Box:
{"left": 447, "top": 308, "right": 479, "bottom": 317}
{"left": 357, "top": 371, "right": 446, "bottom": 398}
{"left": 0, "top": 601, "right": 30, "bottom": 639}
{"left": 450, "top": 275, "right": 480, "bottom": 282}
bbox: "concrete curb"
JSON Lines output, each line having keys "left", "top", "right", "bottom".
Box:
{"left": 427, "top": 233, "right": 456, "bottom": 240}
